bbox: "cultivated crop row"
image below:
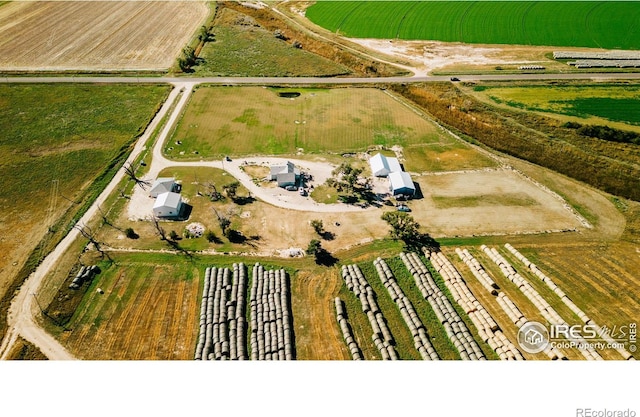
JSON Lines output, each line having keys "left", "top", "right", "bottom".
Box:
{"left": 373, "top": 257, "right": 439, "bottom": 360}
{"left": 427, "top": 250, "right": 523, "bottom": 360}
{"left": 341, "top": 264, "right": 399, "bottom": 360}
{"left": 400, "top": 252, "right": 485, "bottom": 360}
{"left": 482, "top": 245, "right": 602, "bottom": 360}
{"left": 504, "top": 244, "right": 634, "bottom": 360}
{"left": 195, "top": 264, "right": 248, "bottom": 360}
{"left": 334, "top": 297, "right": 363, "bottom": 360}
{"left": 250, "top": 264, "right": 294, "bottom": 360}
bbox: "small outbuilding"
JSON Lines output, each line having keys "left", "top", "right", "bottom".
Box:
{"left": 152, "top": 191, "right": 183, "bottom": 218}
{"left": 270, "top": 161, "right": 300, "bottom": 188}
{"left": 149, "top": 177, "right": 177, "bottom": 198}
{"left": 389, "top": 171, "right": 415, "bottom": 197}
{"left": 369, "top": 153, "right": 401, "bottom": 177}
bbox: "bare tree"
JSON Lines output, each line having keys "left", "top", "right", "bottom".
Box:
{"left": 97, "top": 205, "right": 121, "bottom": 231}
{"left": 212, "top": 207, "right": 231, "bottom": 236}
{"left": 151, "top": 216, "right": 167, "bottom": 241}
{"left": 204, "top": 182, "right": 223, "bottom": 201}
{"left": 74, "top": 222, "right": 111, "bottom": 260}
{"left": 123, "top": 162, "right": 151, "bottom": 190}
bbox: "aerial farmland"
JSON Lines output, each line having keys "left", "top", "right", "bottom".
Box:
{"left": 0, "top": 1, "right": 639, "bottom": 413}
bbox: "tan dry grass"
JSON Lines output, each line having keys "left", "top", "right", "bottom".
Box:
{"left": 0, "top": 1, "right": 209, "bottom": 71}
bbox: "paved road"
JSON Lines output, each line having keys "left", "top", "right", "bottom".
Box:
{"left": 2, "top": 72, "right": 640, "bottom": 85}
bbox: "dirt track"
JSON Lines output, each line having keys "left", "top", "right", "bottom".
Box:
{"left": 0, "top": 1, "right": 208, "bottom": 71}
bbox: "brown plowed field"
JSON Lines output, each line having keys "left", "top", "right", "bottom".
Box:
{"left": 58, "top": 263, "right": 201, "bottom": 360}
{"left": 0, "top": 1, "right": 208, "bottom": 71}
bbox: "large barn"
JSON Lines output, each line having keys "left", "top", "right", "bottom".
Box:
{"left": 152, "top": 191, "right": 183, "bottom": 218}
{"left": 389, "top": 171, "right": 415, "bottom": 197}
{"left": 369, "top": 153, "right": 401, "bottom": 177}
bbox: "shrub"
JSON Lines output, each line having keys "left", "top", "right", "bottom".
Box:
{"left": 124, "top": 227, "right": 138, "bottom": 239}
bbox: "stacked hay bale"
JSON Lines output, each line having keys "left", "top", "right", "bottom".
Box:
{"left": 69, "top": 265, "right": 99, "bottom": 289}
{"left": 341, "top": 264, "right": 399, "bottom": 360}
{"left": 482, "top": 245, "right": 602, "bottom": 360}
{"left": 373, "top": 257, "right": 439, "bottom": 360}
{"left": 194, "top": 263, "right": 249, "bottom": 360}
{"left": 249, "top": 263, "right": 294, "bottom": 360}
{"left": 426, "top": 250, "right": 523, "bottom": 360}
{"left": 334, "top": 297, "right": 363, "bottom": 360}
{"left": 504, "top": 243, "right": 634, "bottom": 361}
{"left": 400, "top": 251, "right": 485, "bottom": 360}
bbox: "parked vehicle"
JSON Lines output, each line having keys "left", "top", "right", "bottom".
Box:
{"left": 397, "top": 204, "right": 411, "bottom": 212}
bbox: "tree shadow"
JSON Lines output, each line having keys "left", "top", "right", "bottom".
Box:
{"left": 320, "top": 231, "right": 335, "bottom": 241}
{"left": 232, "top": 196, "right": 256, "bottom": 206}
{"left": 404, "top": 232, "right": 440, "bottom": 253}
{"left": 315, "top": 249, "right": 338, "bottom": 266}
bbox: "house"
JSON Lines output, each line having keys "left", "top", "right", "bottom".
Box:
{"left": 369, "top": 153, "right": 401, "bottom": 177}
{"left": 389, "top": 171, "right": 415, "bottom": 197}
{"left": 149, "top": 177, "right": 177, "bottom": 198}
{"left": 270, "top": 161, "right": 300, "bottom": 187}
{"left": 152, "top": 191, "right": 183, "bottom": 218}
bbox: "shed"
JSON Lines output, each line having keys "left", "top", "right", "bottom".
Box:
{"left": 153, "top": 191, "right": 183, "bottom": 218}
{"left": 369, "top": 153, "right": 401, "bottom": 177}
{"left": 149, "top": 177, "right": 176, "bottom": 198}
{"left": 389, "top": 171, "right": 415, "bottom": 196}
{"left": 270, "top": 161, "right": 300, "bottom": 187}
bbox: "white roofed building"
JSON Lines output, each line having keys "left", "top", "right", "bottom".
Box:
{"left": 269, "top": 161, "right": 300, "bottom": 187}
{"left": 369, "top": 153, "right": 401, "bottom": 177}
{"left": 152, "top": 191, "right": 183, "bottom": 218}
{"left": 149, "top": 177, "right": 177, "bottom": 198}
{"left": 389, "top": 171, "right": 415, "bottom": 197}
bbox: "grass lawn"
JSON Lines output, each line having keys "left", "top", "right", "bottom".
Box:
{"left": 169, "top": 86, "right": 453, "bottom": 159}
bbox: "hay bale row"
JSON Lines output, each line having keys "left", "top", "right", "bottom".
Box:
{"left": 483, "top": 246, "right": 601, "bottom": 360}
{"left": 495, "top": 292, "right": 527, "bottom": 328}
{"left": 373, "top": 257, "right": 439, "bottom": 360}
{"left": 69, "top": 265, "right": 99, "bottom": 290}
{"left": 194, "top": 264, "right": 249, "bottom": 360}
{"left": 401, "top": 252, "right": 484, "bottom": 360}
{"left": 249, "top": 263, "right": 294, "bottom": 360}
{"left": 504, "top": 244, "right": 634, "bottom": 361}
{"left": 455, "top": 249, "right": 499, "bottom": 295}
{"left": 341, "top": 264, "right": 398, "bottom": 360}
{"left": 424, "top": 250, "right": 525, "bottom": 361}
{"left": 334, "top": 297, "right": 363, "bottom": 360}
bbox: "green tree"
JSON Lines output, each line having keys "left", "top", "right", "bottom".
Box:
{"left": 381, "top": 211, "right": 420, "bottom": 242}
{"left": 223, "top": 181, "right": 240, "bottom": 200}
{"left": 310, "top": 219, "right": 324, "bottom": 235}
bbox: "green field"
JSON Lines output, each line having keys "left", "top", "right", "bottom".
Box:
{"left": 0, "top": 83, "right": 170, "bottom": 325}
{"left": 474, "top": 84, "right": 640, "bottom": 124}
{"left": 169, "top": 86, "right": 450, "bottom": 158}
{"left": 306, "top": 1, "right": 640, "bottom": 49}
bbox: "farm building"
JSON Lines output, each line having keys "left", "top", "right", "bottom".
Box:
{"left": 270, "top": 161, "right": 300, "bottom": 187}
{"left": 149, "top": 177, "right": 177, "bottom": 198}
{"left": 369, "top": 153, "right": 401, "bottom": 177}
{"left": 152, "top": 191, "right": 183, "bottom": 218}
{"left": 389, "top": 171, "right": 415, "bottom": 197}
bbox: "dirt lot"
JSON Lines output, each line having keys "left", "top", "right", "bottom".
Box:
{"left": 410, "top": 169, "right": 585, "bottom": 237}
{"left": 0, "top": 1, "right": 209, "bottom": 71}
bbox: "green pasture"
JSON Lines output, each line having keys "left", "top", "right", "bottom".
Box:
{"left": 168, "top": 87, "right": 446, "bottom": 158}
{"left": 0, "top": 83, "right": 169, "bottom": 222}
{"left": 475, "top": 84, "right": 640, "bottom": 125}
{"left": 306, "top": 1, "right": 640, "bottom": 49}
{"left": 402, "top": 142, "right": 497, "bottom": 172}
